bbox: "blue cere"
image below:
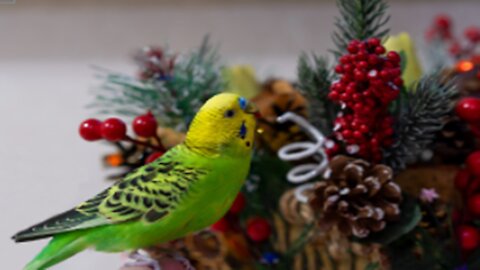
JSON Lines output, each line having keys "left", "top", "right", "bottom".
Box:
{"left": 239, "top": 121, "right": 247, "bottom": 138}
{"left": 239, "top": 97, "right": 247, "bottom": 110}
{"left": 260, "top": 252, "right": 280, "bottom": 265}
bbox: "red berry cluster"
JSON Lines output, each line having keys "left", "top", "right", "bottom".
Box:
{"left": 136, "top": 47, "right": 176, "bottom": 81}
{"left": 425, "top": 14, "right": 452, "bottom": 41}
{"left": 210, "top": 193, "right": 272, "bottom": 242}
{"left": 456, "top": 97, "right": 480, "bottom": 138}
{"left": 79, "top": 112, "right": 158, "bottom": 142}
{"left": 453, "top": 151, "right": 480, "bottom": 251}
{"left": 328, "top": 38, "right": 402, "bottom": 162}
{"left": 426, "top": 14, "right": 480, "bottom": 59}
{"left": 79, "top": 118, "right": 127, "bottom": 142}
{"left": 79, "top": 112, "right": 165, "bottom": 163}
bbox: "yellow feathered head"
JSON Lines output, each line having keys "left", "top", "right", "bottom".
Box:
{"left": 185, "top": 93, "right": 258, "bottom": 156}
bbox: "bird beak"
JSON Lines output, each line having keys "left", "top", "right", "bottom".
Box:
{"left": 244, "top": 101, "right": 258, "bottom": 114}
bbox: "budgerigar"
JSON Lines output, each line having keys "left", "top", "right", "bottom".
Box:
{"left": 12, "top": 93, "right": 257, "bottom": 270}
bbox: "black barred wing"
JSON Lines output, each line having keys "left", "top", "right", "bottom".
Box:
{"left": 12, "top": 149, "right": 208, "bottom": 242}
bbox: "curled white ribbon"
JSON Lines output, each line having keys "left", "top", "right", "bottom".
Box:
{"left": 277, "top": 112, "right": 330, "bottom": 202}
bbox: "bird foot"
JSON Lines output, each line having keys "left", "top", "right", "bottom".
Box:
{"left": 124, "top": 250, "right": 161, "bottom": 270}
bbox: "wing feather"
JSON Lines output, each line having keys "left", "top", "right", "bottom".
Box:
{"left": 12, "top": 147, "right": 208, "bottom": 242}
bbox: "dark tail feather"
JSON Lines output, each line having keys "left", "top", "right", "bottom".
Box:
{"left": 13, "top": 209, "right": 97, "bottom": 242}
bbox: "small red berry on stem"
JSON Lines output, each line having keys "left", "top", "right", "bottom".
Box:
{"left": 211, "top": 217, "right": 230, "bottom": 233}
{"left": 458, "top": 225, "right": 479, "bottom": 251}
{"left": 79, "top": 118, "right": 102, "bottom": 141}
{"left": 455, "top": 168, "right": 472, "bottom": 191}
{"left": 101, "top": 118, "right": 127, "bottom": 142}
{"left": 434, "top": 14, "right": 451, "bottom": 31}
{"left": 455, "top": 98, "right": 480, "bottom": 123}
{"left": 146, "top": 152, "right": 164, "bottom": 164}
{"left": 468, "top": 194, "right": 480, "bottom": 216}
{"left": 449, "top": 42, "right": 462, "bottom": 56}
{"left": 246, "top": 217, "right": 271, "bottom": 242}
{"left": 229, "top": 193, "right": 246, "bottom": 214}
{"left": 133, "top": 112, "right": 158, "bottom": 138}
{"left": 465, "top": 26, "right": 480, "bottom": 43}
{"left": 467, "top": 151, "right": 480, "bottom": 177}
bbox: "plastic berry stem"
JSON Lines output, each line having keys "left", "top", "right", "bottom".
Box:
{"left": 124, "top": 135, "right": 163, "bottom": 151}
{"left": 153, "top": 133, "right": 167, "bottom": 152}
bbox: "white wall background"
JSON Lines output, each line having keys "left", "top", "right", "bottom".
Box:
{"left": 1, "top": 1, "right": 479, "bottom": 269}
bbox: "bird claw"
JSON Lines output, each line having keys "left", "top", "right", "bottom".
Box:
{"left": 124, "top": 250, "right": 161, "bottom": 270}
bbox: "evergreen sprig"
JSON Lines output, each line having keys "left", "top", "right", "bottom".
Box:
{"left": 332, "top": 0, "right": 390, "bottom": 57}
{"left": 90, "top": 36, "right": 224, "bottom": 131}
{"left": 383, "top": 74, "right": 457, "bottom": 171}
{"left": 297, "top": 53, "right": 336, "bottom": 134}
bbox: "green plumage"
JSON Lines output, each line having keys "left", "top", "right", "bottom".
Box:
{"left": 13, "top": 93, "right": 257, "bottom": 270}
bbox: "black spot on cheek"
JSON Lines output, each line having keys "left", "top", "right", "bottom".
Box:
{"left": 246, "top": 141, "right": 251, "bottom": 147}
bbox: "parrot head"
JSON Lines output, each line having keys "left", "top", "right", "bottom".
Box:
{"left": 185, "top": 93, "right": 258, "bottom": 156}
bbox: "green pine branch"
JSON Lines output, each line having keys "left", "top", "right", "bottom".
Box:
{"left": 89, "top": 35, "right": 224, "bottom": 131}
{"left": 297, "top": 53, "right": 336, "bottom": 135}
{"left": 332, "top": 0, "right": 390, "bottom": 57}
{"left": 383, "top": 74, "right": 457, "bottom": 171}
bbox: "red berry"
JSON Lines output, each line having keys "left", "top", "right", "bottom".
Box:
{"left": 455, "top": 168, "right": 472, "bottom": 191}
{"left": 211, "top": 217, "right": 229, "bottom": 232}
{"left": 101, "top": 118, "right": 127, "bottom": 142}
{"left": 357, "top": 42, "right": 367, "bottom": 51}
{"left": 458, "top": 225, "right": 479, "bottom": 251}
{"left": 353, "top": 131, "right": 363, "bottom": 139}
{"left": 434, "top": 14, "right": 451, "bottom": 31}
{"left": 468, "top": 194, "right": 480, "bottom": 216}
{"left": 354, "top": 70, "right": 366, "bottom": 81}
{"left": 393, "top": 77, "right": 404, "bottom": 87}
{"left": 387, "top": 51, "right": 401, "bottom": 63}
{"left": 335, "top": 65, "right": 344, "bottom": 73}
{"left": 328, "top": 91, "right": 339, "bottom": 100}
{"left": 79, "top": 118, "right": 102, "bottom": 141}
{"left": 356, "top": 51, "right": 368, "bottom": 61}
{"left": 357, "top": 61, "right": 369, "bottom": 70}
{"left": 342, "top": 129, "right": 353, "bottom": 138}
{"left": 246, "top": 217, "right": 271, "bottom": 242}
{"left": 465, "top": 26, "right": 480, "bottom": 43}
{"left": 347, "top": 44, "right": 358, "bottom": 54}
{"left": 374, "top": 46, "right": 386, "bottom": 55}
{"left": 467, "top": 151, "right": 480, "bottom": 177}
{"left": 229, "top": 193, "right": 246, "bottom": 214}
{"left": 133, "top": 112, "right": 158, "bottom": 138}
{"left": 146, "top": 152, "right": 164, "bottom": 164}
{"left": 380, "top": 70, "right": 391, "bottom": 79}
{"left": 367, "top": 38, "right": 381, "bottom": 48}
{"left": 340, "top": 55, "right": 351, "bottom": 64}
{"left": 343, "top": 64, "right": 354, "bottom": 73}
{"left": 449, "top": 42, "right": 462, "bottom": 56}
{"left": 456, "top": 98, "right": 480, "bottom": 122}
{"left": 368, "top": 55, "right": 380, "bottom": 65}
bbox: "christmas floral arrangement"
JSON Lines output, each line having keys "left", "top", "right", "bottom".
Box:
{"left": 15, "top": 1, "right": 480, "bottom": 270}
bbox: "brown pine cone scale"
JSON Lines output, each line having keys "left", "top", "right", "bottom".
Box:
{"left": 310, "top": 155, "right": 402, "bottom": 238}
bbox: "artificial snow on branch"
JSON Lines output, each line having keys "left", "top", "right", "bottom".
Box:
{"left": 297, "top": 53, "right": 336, "bottom": 134}
{"left": 383, "top": 73, "right": 457, "bottom": 171}
{"left": 90, "top": 35, "right": 224, "bottom": 131}
{"left": 332, "top": 0, "right": 390, "bottom": 57}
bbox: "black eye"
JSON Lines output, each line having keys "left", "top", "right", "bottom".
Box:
{"left": 225, "top": 109, "right": 235, "bottom": 118}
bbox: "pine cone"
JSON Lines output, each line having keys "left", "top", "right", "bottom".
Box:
{"left": 184, "top": 230, "right": 230, "bottom": 270}
{"left": 310, "top": 155, "right": 402, "bottom": 238}
{"left": 251, "top": 79, "right": 308, "bottom": 152}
